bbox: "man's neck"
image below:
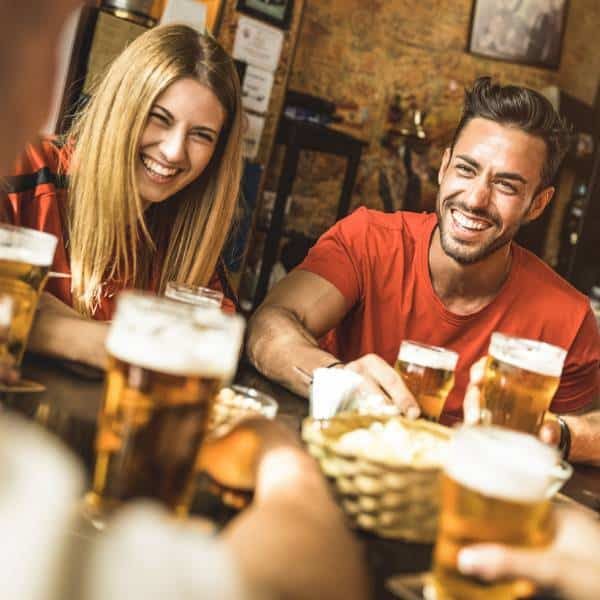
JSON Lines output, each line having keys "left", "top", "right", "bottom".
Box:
{"left": 428, "top": 227, "right": 513, "bottom": 316}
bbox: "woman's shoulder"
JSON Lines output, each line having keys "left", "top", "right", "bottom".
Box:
{"left": 9, "top": 136, "right": 71, "bottom": 186}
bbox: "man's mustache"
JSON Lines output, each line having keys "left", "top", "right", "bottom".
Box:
{"left": 441, "top": 193, "right": 501, "bottom": 228}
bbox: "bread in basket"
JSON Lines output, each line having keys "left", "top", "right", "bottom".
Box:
{"left": 302, "top": 413, "right": 451, "bottom": 542}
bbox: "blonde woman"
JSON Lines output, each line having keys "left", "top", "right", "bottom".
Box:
{"left": 3, "top": 24, "right": 243, "bottom": 368}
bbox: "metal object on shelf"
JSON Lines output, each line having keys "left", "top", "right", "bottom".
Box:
{"left": 101, "top": 0, "right": 159, "bottom": 26}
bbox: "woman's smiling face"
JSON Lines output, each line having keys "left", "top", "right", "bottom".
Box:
{"left": 136, "top": 77, "right": 226, "bottom": 207}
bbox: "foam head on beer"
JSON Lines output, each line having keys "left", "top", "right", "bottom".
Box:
{"left": 0, "top": 224, "right": 58, "bottom": 267}
{"left": 106, "top": 292, "right": 244, "bottom": 381}
{"left": 488, "top": 332, "right": 566, "bottom": 378}
{"left": 397, "top": 341, "right": 459, "bottom": 372}
{"left": 445, "top": 426, "right": 563, "bottom": 503}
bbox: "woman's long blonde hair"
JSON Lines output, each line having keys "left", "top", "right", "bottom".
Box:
{"left": 67, "top": 25, "right": 243, "bottom": 316}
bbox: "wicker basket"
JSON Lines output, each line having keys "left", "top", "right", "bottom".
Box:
{"left": 302, "top": 413, "right": 451, "bottom": 542}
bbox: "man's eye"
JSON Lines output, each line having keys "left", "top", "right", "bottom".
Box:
{"left": 497, "top": 181, "right": 517, "bottom": 194}
{"left": 456, "top": 164, "right": 474, "bottom": 175}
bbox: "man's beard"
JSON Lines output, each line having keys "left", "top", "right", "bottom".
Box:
{"left": 436, "top": 193, "right": 520, "bottom": 265}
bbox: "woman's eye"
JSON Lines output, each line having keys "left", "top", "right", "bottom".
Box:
{"left": 150, "top": 112, "right": 169, "bottom": 124}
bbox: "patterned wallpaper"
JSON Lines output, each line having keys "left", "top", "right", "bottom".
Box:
{"left": 258, "top": 0, "right": 600, "bottom": 241}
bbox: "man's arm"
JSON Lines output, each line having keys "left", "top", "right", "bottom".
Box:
{"left": 247, "top": 270, "right": 419, "bottom": 415}
{"left": 247, "top": 270, "right": 351, "bottom": 397}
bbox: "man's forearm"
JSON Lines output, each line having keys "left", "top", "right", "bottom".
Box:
{"left": 564, "top": 411, "right": 600, "bottom": 465}
{"left": 247, "top": 305, "right": 339, "bottom": 397}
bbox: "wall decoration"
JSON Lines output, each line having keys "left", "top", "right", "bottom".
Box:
{"left": 468, "top": 0, "right": 569, "bottom": 69}
{"left": 236, "top": 0, "right": 293, "bottom": 30}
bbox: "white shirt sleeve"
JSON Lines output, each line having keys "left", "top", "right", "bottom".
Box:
{"left": 82, "top": 502, "right": 249, "bottom": 600}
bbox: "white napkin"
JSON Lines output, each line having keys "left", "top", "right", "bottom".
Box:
{"left": 309, "top": 368, "right": 364, "bottom": 419}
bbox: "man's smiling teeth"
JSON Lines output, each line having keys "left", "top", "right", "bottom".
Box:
{"left": 141, "top": 155, "right": 179, "bottom": 178}
{"left": 452, "top": 209, "right": 490, "bottom": 231}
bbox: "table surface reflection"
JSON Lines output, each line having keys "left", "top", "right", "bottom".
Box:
{"left": 2, "top": 354, "right": 598, "bottom": 600}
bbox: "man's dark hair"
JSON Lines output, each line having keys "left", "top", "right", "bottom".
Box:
{"left": 451, "top": 77, "right": 572, "bottom": 190}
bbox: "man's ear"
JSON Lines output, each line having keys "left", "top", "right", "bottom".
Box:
{"left": 438, "top": 148, "right": 451, "bottom": 185}
{"left": 524, "top": 186, "right": 554, "bottom": 223}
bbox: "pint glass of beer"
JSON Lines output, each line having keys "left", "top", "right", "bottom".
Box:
{"left": 165, "top": 281, "right": 223, "bottom": 309}
{"left": 480, "top": 333, "right": 567, "bottom": 434}
{"left": 432, "top": 426, "right": 571, "bottom": 600}
{"left": 0, "top": 224, "right": 57, "bottom": 367}
{"left": 395, "top": 341, "right": 459, "bottom": 421}
{"left": 86, "top": 291, "right": 244, "bottom": 523}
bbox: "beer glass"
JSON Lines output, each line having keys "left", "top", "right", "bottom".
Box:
{"left": 480, "top": 333, "right": 567, "bottom": 434}
{"left": 165, "top": 281, "right": 223, "bottom": 309}
{"left": 431, "top": 426, "right": 572, "bottom": 600}
{"left": 85, "top": 291, "right": 244, "bottom": 524}
{"left": 395, "top": 341, "right": 459, "bottom": 421}
{"left": 0, "top": 224, "right": 57, "bottom": 367}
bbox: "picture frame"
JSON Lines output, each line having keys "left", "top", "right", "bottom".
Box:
{"left": 236, "top": 0, "right": 293, "bottom": 30}
{"left": 467, "top": 0, "right": 569, "bottom": 70}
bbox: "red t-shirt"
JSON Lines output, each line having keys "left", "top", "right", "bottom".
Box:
{"left": 299, "top": 207, "right": 600, "bottom": 422}
{"left": 2, "top": 138, "right": 236, "bottom": 319}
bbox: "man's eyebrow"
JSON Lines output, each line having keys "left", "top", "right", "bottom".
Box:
{"left": 455, "top": 154, "right": 528, "bottom": 184}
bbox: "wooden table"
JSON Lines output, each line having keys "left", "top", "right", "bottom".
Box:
{"left": 3, "top": 354, "right": 598, "bottom": 600}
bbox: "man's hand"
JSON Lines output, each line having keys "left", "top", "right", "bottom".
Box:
{"left": 457, "top": 508, "right": 600, "bottom": 600}
{"left": 463, "top": 356, "right": 487, "bottom": 424}
{"left": 344, "top": 353, "right": 420, "bottom": 418}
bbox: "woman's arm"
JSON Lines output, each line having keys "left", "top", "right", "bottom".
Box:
{"left": 28, "top": 292, "right": 109, "bottom": 369}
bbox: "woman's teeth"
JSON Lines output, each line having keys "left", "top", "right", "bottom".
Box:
{"left": 141, "top": 155, "right": 179, "bottom": 179}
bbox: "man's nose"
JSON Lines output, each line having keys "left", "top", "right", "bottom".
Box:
{"left": 464, "top": 177, "right": 491, "bottom": 210}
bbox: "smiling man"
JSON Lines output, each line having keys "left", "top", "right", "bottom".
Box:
{"left": 247, "top": 77, "right": 600, "bottom": 423}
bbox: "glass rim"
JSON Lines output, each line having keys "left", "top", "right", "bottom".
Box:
{"left": 489, "top": 332, "right": 566, "bottom": 378}
{"left": 165, "top": 281, "right": 224, "bottom": 299}
{"left": 231, "top": 384, "right": 279, "bottom": 414}
{"left": 0, "top": 223, "right": 58, "bottom": 265}
{"left": 397, "top": 339, "right": 459, "bottom": 371}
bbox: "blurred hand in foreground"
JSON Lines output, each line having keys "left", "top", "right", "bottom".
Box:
{"left": 458, "top": 508, "right": 600, "bottom": 600}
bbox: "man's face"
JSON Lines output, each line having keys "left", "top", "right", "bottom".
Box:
{"left": 0, "top": 0, "right": 81, "bottom": 171}
{"left": 436, "top": 117, "right": 551, "bottom": 265}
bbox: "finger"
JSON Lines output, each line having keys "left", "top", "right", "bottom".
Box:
{"left": 463, "top": 382, "right": 481, "bottom": 425}
{"left": 469, "top": 356, "right": 487, "bottom": 385}
{"left": 458, "top": 545, "right": 557, "bottom": 588}
{"left": 348, "top": 354, "right": 420, "bottom": 418}
{"left": 539, "top": 421, "right": 561, "bottom": 447}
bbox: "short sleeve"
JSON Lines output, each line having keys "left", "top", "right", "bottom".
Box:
{"left": 551, "top": 307, "right": 600, "bottom": 413}
{"left": 208, "top": 264, "right": 237, "bottom": 314}
{"left": 297, "top": 206, "right": 370, "bottom": 307}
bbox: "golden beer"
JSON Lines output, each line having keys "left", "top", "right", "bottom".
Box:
{"left": 86, "top": 292, "right": 244, "bottom": 521}
{"left": 395, "top": 341, "right": 458, "bottom": 421}
{"left": 432, "top": 426, "right": 571, "bottom": 600}
{"left": 480, "top": 333, "right": 566, "bottom": 434}
{"left": 0, "top": 225, "right": 57, "bottom": 366}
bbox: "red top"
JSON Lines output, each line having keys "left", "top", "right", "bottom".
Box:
{"left": 2, "top": 138, "right": 236, "bottom": 319}
{"left": 299, "top": 207, "right": 600, "bottom": 422}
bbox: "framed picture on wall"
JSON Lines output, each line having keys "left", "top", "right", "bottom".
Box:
{"left": 468, "top": 0, "right": 569, "bottom": 69}
{"left": 236, "top": 0, "right": 293, "bottom": 29}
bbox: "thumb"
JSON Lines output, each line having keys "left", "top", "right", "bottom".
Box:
{"left": 458, "top": 545, "right": 557, "bottom": 588}
{"left": 539, "top": 420, "right": 561, "bottom": 447}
